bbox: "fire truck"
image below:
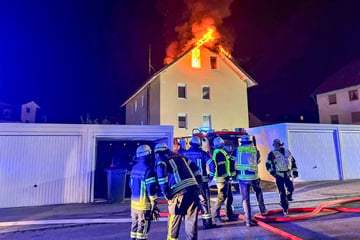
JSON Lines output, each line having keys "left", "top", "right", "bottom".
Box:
{"left": 174, "top": 127, "right": 251, "bottom": 193}
{"left": 174, "top": 127, "right": 250, "bottom": 155}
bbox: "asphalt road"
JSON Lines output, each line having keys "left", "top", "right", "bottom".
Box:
{"left": 1, "top": 201, "right": 359, "bottom": 240}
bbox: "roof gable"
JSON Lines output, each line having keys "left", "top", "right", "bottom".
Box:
{"left": 122, "top": 47, "right": 257, "bottom": 106}
{"left": 313, "top": 60, "right": 360, "bottom": 95}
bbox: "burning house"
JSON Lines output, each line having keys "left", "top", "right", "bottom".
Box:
{"left": 122, "top": 20, "right": 258, "bottom": 137}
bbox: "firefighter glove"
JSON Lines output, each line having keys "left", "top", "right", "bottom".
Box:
{"left": 293, "top": 171, "right": 298, "bottom": 178}
{"left": 151, "top": 206, "right": 160, "bottom": 221}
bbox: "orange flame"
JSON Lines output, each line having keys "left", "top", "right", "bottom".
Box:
{"left": 195, "top": 27, "right": 215, "bottom": 48}
{"left": 219, "top": 46, "right": 232, "bottom": 58}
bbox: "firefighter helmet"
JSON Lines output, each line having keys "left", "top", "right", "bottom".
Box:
{"left": 240, "top": 135, "right": 252, "bottom": 144}
{"left": 136, "top": 144, "right": 152, "bottom": 158}
{"left": 272, "top": 138, "right": 284, "bottom": 146}
{"left": 178, "top": 138, "right": 186, "bottom": 149}
{"left": 154, "top": 143, "right": 169, "bottom": 153}
{"left": 213, "top": 136, "right": 225, "bottom": 148}
{"left": 190, "top": 136, "right": 201, "bottom": 146}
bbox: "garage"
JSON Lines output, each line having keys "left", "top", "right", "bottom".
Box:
{"left": 0, "top": 123, "right": 173, "bottom": 208}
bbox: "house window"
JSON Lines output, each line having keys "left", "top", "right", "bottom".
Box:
{"left": 178, "top": 83, "right": 187, "bottom": 99}
{"left": 349, "top": 90, "right": 358, "bottom": 101}
{"left": 134, "top": 100, "right": 138, "bottom": 112}
{"left": 178, "top": 113, "right": 187, "bottom": 129}
{"left": 202, "top": 86, "right": 210, "bottom": 100}
{"left": 328, "top": 94, "right": 337, "bottom": 105}
{"left": 351, "top": 111, "right": 360, "bottom": 123}
{"left": 192, "top": 49, "right": 201, "bottom": 68}
{"left": 202, "top": 114, "right": 212, "bottom": 128}
{"left": 210, "top": 56, "right": 218, "bottom": 69}
{"left": 330, "top": 115, "right": 339, "bottom": 124}
{"left": 26, "top": 107, "right": 31, "bottom": 113}
{"left": 141, "top": 95, "right": 144, "bottom": 107}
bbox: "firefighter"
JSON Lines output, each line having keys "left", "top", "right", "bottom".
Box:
{"left": 130, "top": 145, "right": 160, "bottom": 240}
{"left": 154, "top": 142, "right": 201, "bottom": 240}
{"left": 211, "top": 136, "right": 237, "bottom": 223}
{"left": 177, "top": 138, "right": 187, "bottom": 155}
{"left": 183, "top": 136, "right": 217, "bottom": 230}
{"left": 266, "top": 139, "right": 299, "bottom": 215}
{"left": 234, "top": 135, "right": 268, "bottom": 227}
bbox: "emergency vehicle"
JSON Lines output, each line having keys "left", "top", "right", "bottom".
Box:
{"left": 174, "top": 127, "right": 249, "bottom": 155}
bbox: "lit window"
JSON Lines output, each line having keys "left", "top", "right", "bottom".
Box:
{"left": 351, "top": 111, "right": 360, "bottom": 123}
{"left": 202, "top": 114, "right": 211, "bottom": 128}
{"left": 134, "top": 100, "right": 137, "bottom": 112}
{"left": 202, "top": 86, "right": 210, "bottom": 100}
{"left": 210, "top": 56, "right": 218, "bottom": 69}
{"left": 178, "top": 113, "right": 187, "bottom": 129}
{"left": 178, "top": 83, "right": 187, "bottom": 99}
{"left": 141, "top": 95, "right": 144, "bottom": 107}
{"left": 192, "top": 49, "right": 201, "bottom": 68}
{"left": 349, "top": 90, "right": 358, "bottom": 101}
{"left": 330, "top": 115, "right": 339, "bottom": 124}
{"left": 328, "top": 94, "right": 337, "bottom": 105}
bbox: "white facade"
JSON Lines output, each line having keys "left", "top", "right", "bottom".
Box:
{"left": 0, "top": 123, "right": 173, "bottom": 208}
{"left": 247, "top": 123, "right": 360, "bottom": 182}
{"left": 123, "top": 47, "right": 257, "bottom": 138}
{"left": 317, "top": 85, "right": 360, "bottom": 124}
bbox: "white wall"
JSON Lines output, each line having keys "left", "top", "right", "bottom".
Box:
{"left": 0, "top": 123, "right": 173, "bottom": 208}
{"left": 247, "top": 123, "right": 360, "bottom": 182}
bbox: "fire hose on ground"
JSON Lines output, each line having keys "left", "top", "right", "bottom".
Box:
{"left": 157, "top": 197, "right": 360, "bottom": 240}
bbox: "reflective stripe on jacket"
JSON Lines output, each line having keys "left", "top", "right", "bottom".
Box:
{"left": 130, "top": 160, "right": 158, "bottom": 211}
{"left": 212, "top": 148, "right": 230, "bottom": 182}
{"left": 156, "top": 152, "right": 199, "bottom": 199}
{"left": 183, "top": 146, "right": 215, "bottom": 183}
{"left": 235, "top": 145, "right": 259, "bottom": 180}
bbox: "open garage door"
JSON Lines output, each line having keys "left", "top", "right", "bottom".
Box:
{"left": 94, "top": 136, "right": 169, "bottom": 202}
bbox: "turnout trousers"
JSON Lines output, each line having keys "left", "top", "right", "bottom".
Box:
{"left": 198, "top": 182, "right": 213, "bottom": 226}
{"left": 212, "top": 180, "right": 233, "bottom": 221}
{"left": 167, "top": 188, "right": 199, "bottom": 240}
{"left": 275, "top": 173, "right": 294, "bottom": 211}
{"left": 239, "top": 179, "right": 267, "bottom": 224}
{"left": 130, "top": 209, "right": 151, "bottom": 240}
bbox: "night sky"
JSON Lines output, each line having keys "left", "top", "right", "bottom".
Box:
{"left": 1, "top": 0, "right": 359, "bottom": 124}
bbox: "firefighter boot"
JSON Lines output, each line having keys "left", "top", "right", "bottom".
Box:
{"left": 287, "top": 192, "right": 293, "bottom": 201}
{"left": 203, "top": 219, "right": 217, "bottom": 230}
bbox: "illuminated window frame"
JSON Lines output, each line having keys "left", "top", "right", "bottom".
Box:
{"left": 178, "top": 83, "right": 187, "bottom": 99}
{"left": 202, "top": 85, "right": 210, "bottom": 100}
{"left": 178, "top": 113, "right": 188, "bottom": 129}
{"left": 328, "top": 94, "right": 337, "bottom": 105}
{"left": 349, "top": 90, "right": 358, "bottom": 101}
{"left": 202, "top": 114, "right": 212, "bottom": 128}
{"left": 192, "top": 49, "right": 201, "bottom": 68}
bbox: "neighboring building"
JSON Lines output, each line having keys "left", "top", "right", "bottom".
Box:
{"left": 122, "top": 46, "right": 257, "bottom": 137}
{"left": 21, "top": 101, "right": 40, "bottom": 123}
{"left": 313, "top": 61, "right": 360, "bottom": 124}
{"left": 0, "top": 101, "right": 20, "bottom": 122}
{"left": 0, "top": 100, "right": 45, "bottom": 123}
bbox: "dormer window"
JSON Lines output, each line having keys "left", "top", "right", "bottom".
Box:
{"left": 210, "top": 56, "right": 218, "bottom": 69}
{"left": 192, "top": 49, "right": 201, "bottom": 68}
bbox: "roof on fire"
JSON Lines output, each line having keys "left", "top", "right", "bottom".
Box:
{"left": 121, "top": 46, "right": 258, "bottom": 107}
